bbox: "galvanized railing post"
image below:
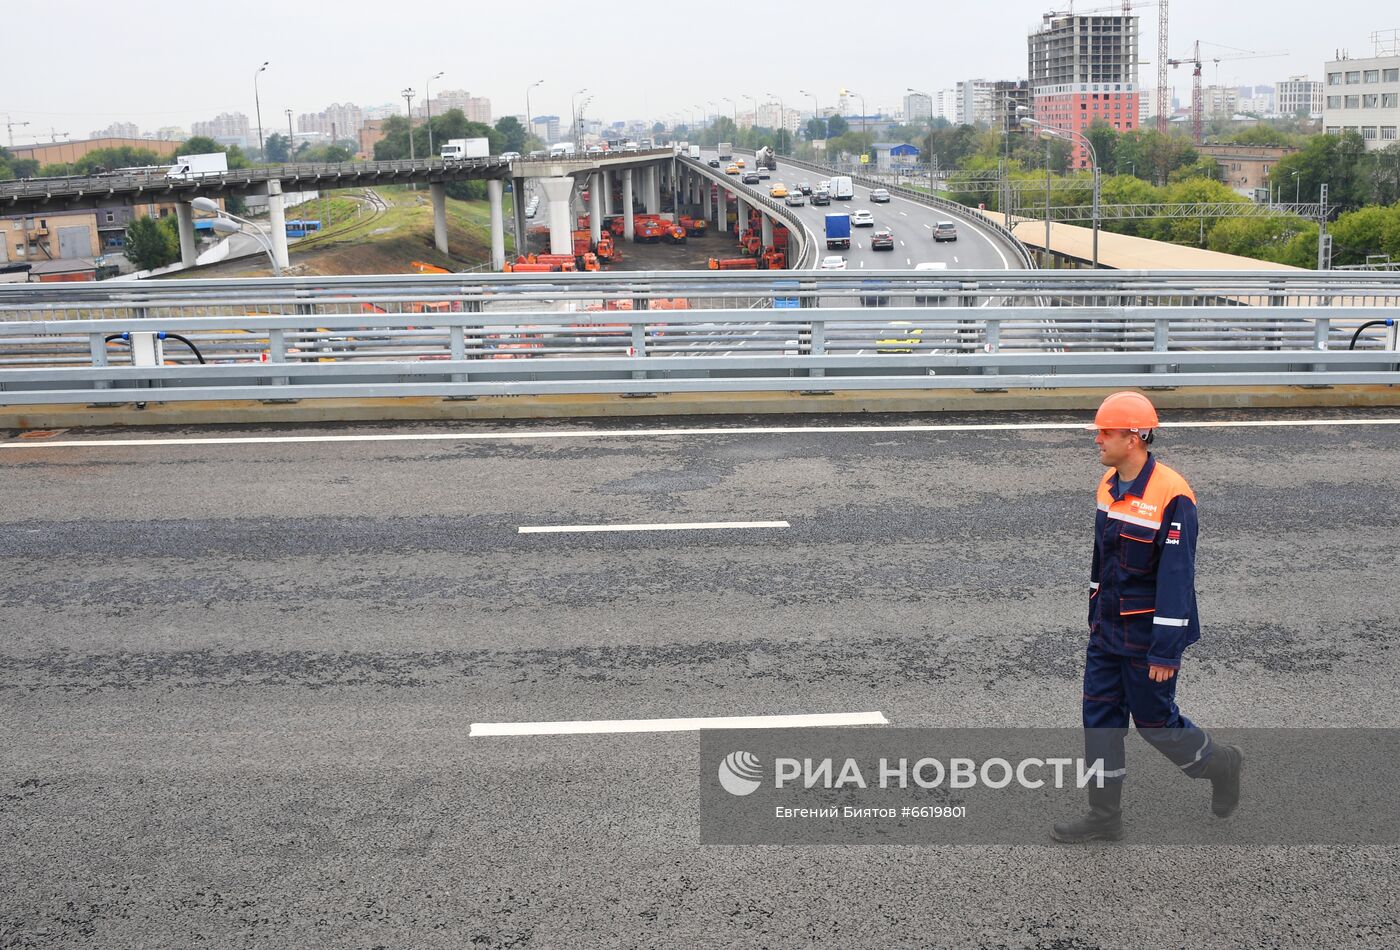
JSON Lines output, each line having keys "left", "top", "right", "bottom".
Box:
{"left": 630, "top": 321, "right": 647, "bottom": 381}
{"left": 1152, "top": 316, "right": 1170, "bottom": 374}
{"left": 88, "top": 331, "right": 110, "bottom": 391}
{"left": 1313, "top": 316, "right": 1330, "bottom": 374}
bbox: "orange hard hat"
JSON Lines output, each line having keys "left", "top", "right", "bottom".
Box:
{"left": 1088, "top": 391, "right": 1159, "bottom": 432}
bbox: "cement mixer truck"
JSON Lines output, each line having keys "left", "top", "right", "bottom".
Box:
{"left": 755, "top": 146, "right": 778, "bottom": 170}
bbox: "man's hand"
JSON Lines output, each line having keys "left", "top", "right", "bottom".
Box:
{"left": 1148, "top": 664, "right": 1177, "bottom": 682}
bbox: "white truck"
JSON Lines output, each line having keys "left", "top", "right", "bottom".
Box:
{"left": 827, "top": 175, "right": 855, "bottom": 200}
{"left": 717, "top": 142, "right": 733, "bottom": 160}
{"left": 441, "top": 138, "right": 490, "bottom": 161}
{"left": 687, "top": 144, "right": 702, "bottom": 160}
{"left": 166, "top": 153, "right": 228, "bottom": 179}
{"left": 548, "top": 142, "right": 578, "bottom": 157}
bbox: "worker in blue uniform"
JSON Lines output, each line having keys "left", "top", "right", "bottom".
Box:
{"left": 1052, "top": 392, "right": 1243, "bottom": 843}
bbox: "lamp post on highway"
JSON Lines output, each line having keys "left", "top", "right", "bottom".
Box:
{"left": 1022, "top": 117, "right": 1100, "bottom": 268}
{"left": 723, "top": 97, "right": 737, "bottom": 137}
{"left": 525, "top": 79, "right": 543, "bottom": 147}
{"left": 253, "top": 61, "right": 269, "bottom": 160}
{"left": 766, "top": 91, "right": 786, "bottom": 154}
{"left": 1292, "top": 170, "right": 1300, "bottom": 203}
{"left": 401, "top": 88, "right": 416, "bottom": 162}
{"left": 799, "top": 89, "right": 820, "bottom": 150}
{"left": 425, "top": 71, "right": 444, "bottom": 158}
{"left": 189, "top": 196, "right": 281, "bottom": 277}
{"left": 842, "top": 88, "right": 868, "bottom": 144}
{"left": 284, "top": 110, "right": 293, "bottom": 161}
{"left": 907, "top": 87, "right": 936, "bottom": 196}
{"left": 571, "top": 88, "right": 588, "bottom": 150}
{"left": 743, "top": 94, "right": 757, "bottom": 147}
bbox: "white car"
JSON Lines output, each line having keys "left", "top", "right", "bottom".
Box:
{"left": 851, "top": 209, "right": 875, "bottom": 227}
{"left": 819, "top": 256, "right": 848, "bottom": 270}
{"left": 869, "top": 188, "right": 891, "bottom": 202}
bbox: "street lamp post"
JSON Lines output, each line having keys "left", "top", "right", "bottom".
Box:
{"left": 1022, "top": 117, "right": 1100, "bottom": 268}
{"left": 190, "top": 196, "right": 281, "bottom": 277}
{"left": 402, "top": 88, "right": 416, "bottom": 162}
{"left": 1292, "top": 170, "right": 1301, "bottom": 203}
{"left": 766, "top": 91, "right": 786, "bottom": 154}
{"left": 799, "top": 89, "right": 820, "bottom": 152}
{"left": 723, "top": 97, "right": 737, "bottom": 136}
{"left": 572, "top": 88, "right": 588, "bottom": 150}
{"left": 284, "top": 109, "right": 293, "bottom": 161}
{"left": 525, "top": 79, "right": 543, "bottom": 147}
{"left": 426, "top": 71, "right": 444, "bottom": 158}
{"left": 253, "top": 61, "right": 269, "bottom": 159}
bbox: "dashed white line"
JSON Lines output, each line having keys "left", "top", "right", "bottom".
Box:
{"left": 905, "top": 257, "right": 911, "bottom": 266}
{"left": 470, "top": 710, "right": 890, "bottom": 737}
{"left": 519, "top": 520, "right": 789, "bottom": 534}
{"left": 898, "top": 210, "right": 908, "bottom": 216}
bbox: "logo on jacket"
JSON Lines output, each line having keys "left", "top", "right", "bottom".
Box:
{"left": 1166, "top": 522, "right": 1181, "bottom": 545}
{"left": 1130, "top": 500, "right": 1159, "bottom": 517}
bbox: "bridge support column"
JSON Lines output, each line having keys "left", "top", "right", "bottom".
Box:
{"left": 540, "top": 176, "right": 575, "bottom": 256}
{"left": 645, "top": 165, "right": 659, "bottom": 215}
{"left": 602, "top": 169, "right": 613, "bottom": 216}
{"left": 430, "top": 181, "right": 450, "bottom": 255}
{"left": 512, "top": 177, "right": 528, "bottom": 258}
{"left": 734, "top": 196, "right": 747, "bottom": 236}
{"left": 174, "top": 201, "right": 197, "bottom": 266}
{"left": 487, "top": 179, "right": 506, "bottom": 270}
{"left": 716, "top": 188, "right": 727, "bottom": 234}
{"left": 263, "top": 180, "right": 291, "bottom": 272}
{"left": 589, "top": 171, "right": 602, "bottom": 249}
{"left": 761, "top": 214, "right": 773, "bottom": 248}
{"left": 702, "top": 176, "right": 712, "bottom": 222}
{"left": 622, "top": 169, "right": 635, "bottom": 242}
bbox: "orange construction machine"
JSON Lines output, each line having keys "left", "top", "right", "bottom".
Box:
{"left": 708, "top": 257, "right": 758, "bottom": 270}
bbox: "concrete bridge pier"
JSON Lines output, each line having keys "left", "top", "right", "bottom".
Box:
{"left": 589, "top": 171, "right": 602, "bottom": 249}
{"left": 487, "top": 179, "right": 506, "bottom": 270}
{"left": 701, "top": 176, "right": 712, "bottom": 222}
{"left": 601, "top": 169, "right": 613, "bottom": 216}
{"left": 430, "top": 182, "right": 450, "bottom": 255}
{"left": 622, "top": 169, "right": 635, "bottom": 242}
{"left": 644, "top": 166, "right": 659, "bottom": 215}
{"left": 539, "top": 177, "right": 575, "bottom": 256}
{"left": 734, "top": 196, "right": 747, "bottom": 236}
{"left": 262, "top": 180, "right": 291, "bottom": 272}
{"left": 511, "top": 177, "right": 528, "bottom": 259}
{"left": 716, "top": 187, "right": 727, "bottom": 234}
{"left": 174, "top": 202, "right": 197, "bottom": 267}
{"left": 761, "top": 214, "right": 773, "bottom": 248}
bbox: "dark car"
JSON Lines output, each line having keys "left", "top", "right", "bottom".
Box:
{"left": 708, "top": 158, "right": 721, "bottom": 167}
{"left": 742, "top": 172, "right": 761, "bottom": 184}
{"left": 810, "top": 190, "right": 830, "bottom": 206}
{"left": 798, "top": 181, "right": 813, "bottom": 195}
{"left": 871, "top": 227, "right": 895, "bottom": 250}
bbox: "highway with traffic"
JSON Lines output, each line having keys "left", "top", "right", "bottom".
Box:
{"left": 4, "top": 411, "right": 1398, "bottom": 947}
{"left": 699, "top": 149, "right": 1017, "bottom": 273}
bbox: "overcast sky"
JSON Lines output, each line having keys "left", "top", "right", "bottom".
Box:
{"left": 3, "top": 0, "right": 1395, "bottom": 141}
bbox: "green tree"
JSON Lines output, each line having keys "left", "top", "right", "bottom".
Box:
{"left": 495, "top": 116, "right": 527, "bottom": 153}
{"left": 1328, "top": 204, "right": 1400, "bottom": 265}
{"left": 1207, "top": 215, "right": 1318, "bottom": 266}
{"left": 804, "top": 118, "right": 827, "bottom": 141}
{"left": 0, "top": 147, "right": 39, "bottom": 181}
{"left": 1083, "top": 121, "right": 1118, "bottom": 174}
{"left": 124, "top": 215, "right": 180, "bottom": 270}
{"left": 1269, "top": 130, "right": 1370, "bottom": 211}
{"left": 651, "top": 121, "right": 666, "bottom": 135}
{"left": 263, "top": 132, "right": 291, "bottom": 163}
{"left": 1227, "top": 125, "right": 1306, "bottom": 148}
{"left": 826, "top": 115, "right": 850, "bottom": 138}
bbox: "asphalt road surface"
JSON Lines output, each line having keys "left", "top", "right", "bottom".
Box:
{"left": 3, "top": 410, "right": 1399, "bottom": 948}
{"left": 701, "top": 150, "right": 1015, "bottom": 273}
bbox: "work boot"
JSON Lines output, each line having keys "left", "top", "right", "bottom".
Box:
{"left": 1050, "top": 781, "right": 1123, "bottom": 843}
{"left": 1199, "top": 744, "right": 1243, "bottom": 818}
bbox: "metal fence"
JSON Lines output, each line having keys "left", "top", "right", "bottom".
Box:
{"left": 0, "top": 274, "right": 1395, "bottom": 405}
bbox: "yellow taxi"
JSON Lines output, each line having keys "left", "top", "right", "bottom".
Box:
{"left": 876, "top": 321, "right": 924, "bottom": 354}
{"left": 734, "top": 158, "right": 745, "bottom": 167}
{"left": 725, "top": 163, "right": 741, "bottom": 175}
{"left": 769, "top": 182, "right": 788, "bottom": 198}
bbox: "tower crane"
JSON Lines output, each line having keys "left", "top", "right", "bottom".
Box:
{"left": 1167, "top": 43, "right": 1287, "bottom": 144}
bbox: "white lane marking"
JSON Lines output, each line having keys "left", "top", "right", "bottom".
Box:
{"left": 519, "top": 520, "right": 789, "bottom": 534}
{"left": 890, "top": 192, "right": 1010, "bottom": 269}
{"left": 859, "top": 260, "right": 865, "bottom": 268}
{"left": 899, "top": 240, "right": 906, "bottom": 247}
{"left": 899, "top": 210, "right": 908, "bottom": 216}
{"left": 470, "top": 710, "right": 890, "bottom": 737}
{"left": 954, "top": 256, "right": 959, "bottom": 263}
{"left": 10, "top": 418, "right": 1400, "bottom": 450}
{"left": 923, "top": 223, "right": 932, "bottom": 229}
{"left": 905, "top": 257, "right": 911, "bottom": 266}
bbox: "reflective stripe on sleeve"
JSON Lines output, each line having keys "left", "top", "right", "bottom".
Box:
{"left": 1089, "top": 581, "right": 1100, "bottom": 590}
{"left": 1152, "top": 616, "right": 1190, "bottom": 627}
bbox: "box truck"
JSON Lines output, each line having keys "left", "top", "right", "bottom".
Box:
{"left": 166, "top": 153, "right": 228, "bottom": 179}
{"left": 717, "top": 142, "right": 733, "bottom": 160}
{"left": 827, "top": 176, "right": 854, "bottom": 200}
{"left": 441, "top": 138, "right": 490, "bottom": 161}
{"left": 825, "top": 213, "right": 851, "bottom": 250}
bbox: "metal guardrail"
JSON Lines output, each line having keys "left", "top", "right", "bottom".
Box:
{"left": 736, "top": 149, "right": 1037, "bottom": 269}
{"left": 0, "top": 150, "right": 678, "bottom": 205}
{"left": 1, "top": 295, "right": 1395, "bottom": 405}
{"left": 678, "top": 156, "right": 815, "bottom": 270}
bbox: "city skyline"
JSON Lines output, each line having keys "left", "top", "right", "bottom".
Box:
{"left": 2, "top": 0, "right": 1391, "bottom": 144}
